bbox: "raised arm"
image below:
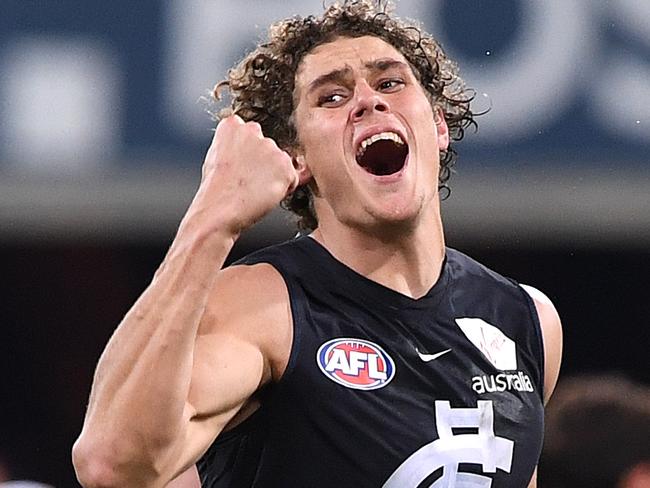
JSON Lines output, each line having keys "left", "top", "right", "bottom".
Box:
{"left": 72, "top": 116, "right": 300, "bottom": 488}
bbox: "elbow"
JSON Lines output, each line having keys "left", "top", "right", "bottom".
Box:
{"left": 72, "top": 436, "right": 156, "bottom": 488}
{"left": 72, "top": 438, "right": 122, "bottom": 488}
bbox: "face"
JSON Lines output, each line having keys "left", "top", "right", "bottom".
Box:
{"left": 292, "top": 35, "right": 449, "bottom": 231}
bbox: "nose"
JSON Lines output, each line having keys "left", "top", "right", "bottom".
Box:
{"left": 350, "top": 80, "right": 389, "bottom": 122}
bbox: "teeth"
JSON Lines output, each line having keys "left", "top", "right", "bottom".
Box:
{"left": 357, "top": 131, "right": 405, "bottom": 157}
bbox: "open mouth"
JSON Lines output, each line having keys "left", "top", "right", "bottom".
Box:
{"left": 355, "top": 131, "right": 409, "bottom": 176}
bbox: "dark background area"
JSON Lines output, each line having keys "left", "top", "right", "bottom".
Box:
{"left": 2, "top": 240, "right": 648, "bottom": 486}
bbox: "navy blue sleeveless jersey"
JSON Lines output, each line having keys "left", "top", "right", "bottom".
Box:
{"left": 198, "top": 236, "right": 545, "bottom": 487}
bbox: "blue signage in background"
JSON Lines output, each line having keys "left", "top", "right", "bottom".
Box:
{"left": 436, "top": 0, "right": 650, "bottom": 168}
{"left": 0, "top": 0, "right": 648, "bottom": 246}
{"left": 2, "top": 0, "right": 648, "bottom": 174}
{"left": 1, "top": 1, "right": 165, "bottom": 171}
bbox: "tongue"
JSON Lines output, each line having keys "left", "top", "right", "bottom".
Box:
{"left": 357, "top": 139, "right": 408, "bottom": 176}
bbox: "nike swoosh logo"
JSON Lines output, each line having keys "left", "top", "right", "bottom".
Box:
{"left": 415, "top": 348, "right": 452, "bottom": 362}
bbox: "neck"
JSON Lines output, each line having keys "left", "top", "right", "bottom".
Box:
{"left": 311, "top": 206, "right": 446, "bottom": 299}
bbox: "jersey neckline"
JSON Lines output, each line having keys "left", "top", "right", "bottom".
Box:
{"left": 297, "top": 235, "right": 451, "bottom": 311}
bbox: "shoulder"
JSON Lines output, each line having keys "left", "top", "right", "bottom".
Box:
{"left": 201, "top": 261, "right": 293, "bottom": 383}
{"left": 211, "top": 261, "right": 289, "bottom": 305}
{"left": 447, "top": 251, "right": 562, "bottom": 397}
{"left": 520, "top": 284, "right": 563, "bottom": 404}
{"left": 446, "top": 248, "right": 518, "bottom": 289}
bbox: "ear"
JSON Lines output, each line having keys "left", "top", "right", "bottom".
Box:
{"left": 292, "top": 153, "right": 313, "bottom": 186}
{"left": 434, "top": 107, "right": 450, "bottom": 151}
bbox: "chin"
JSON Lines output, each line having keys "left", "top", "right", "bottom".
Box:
{"left": 356, "top": 203, "right": 423, "bottom": 233}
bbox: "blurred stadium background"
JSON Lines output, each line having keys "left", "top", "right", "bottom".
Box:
{"left": 1, "top": 0, "right": 648, "bottom": 485}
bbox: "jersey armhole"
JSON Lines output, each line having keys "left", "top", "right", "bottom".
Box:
{"left": 517, "top": 283, "right": 546, "bottom": 402}
{"left": 238, "top": 259, "right": 305, "bottom": 386}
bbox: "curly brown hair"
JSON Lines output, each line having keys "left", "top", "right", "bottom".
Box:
{"left": 213, "top": 0, "right": 476, "bottom": 230}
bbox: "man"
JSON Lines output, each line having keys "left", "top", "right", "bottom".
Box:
{"left": 72, "top": 1, "right": 562, "bottom": 487}
{"left": 539, "top": 375, "right": 650, "bottom": 488}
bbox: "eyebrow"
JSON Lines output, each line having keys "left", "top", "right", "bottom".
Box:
{"left": 305, "top": 58, "right": 410, "bottom": 96}
{"left": 364, "top": 58, "right": 409, "bottom": 73}
{"left": 306, "top": 66, "right": 353, "bottom": 96}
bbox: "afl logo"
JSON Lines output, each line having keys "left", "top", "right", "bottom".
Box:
{"left": 316, "top": 338, "right": 395, "bottom": 390}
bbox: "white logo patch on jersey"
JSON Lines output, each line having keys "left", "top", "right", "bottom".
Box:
{"left": 455, "top": 317, "right": 517, "bottom": 370}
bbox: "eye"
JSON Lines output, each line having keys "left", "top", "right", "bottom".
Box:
{"left": 377, "top": 79, "right": 404, "bottom": 92}
{"left": 318, "top": 93, "right": 347, "bottom": 107}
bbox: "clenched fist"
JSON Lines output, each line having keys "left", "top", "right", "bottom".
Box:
{"left": 184, "top": 115, "right": 302, "bottom": 238}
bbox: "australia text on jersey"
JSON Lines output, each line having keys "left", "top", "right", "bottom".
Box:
{"left": 472, "top": 371, "right": 534, "bottom": 394}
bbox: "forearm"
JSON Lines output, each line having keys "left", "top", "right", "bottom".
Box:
{"left": 74, "top": 224, "right": 236, "bottom": 485}
{"left": 73, "top": 114, "right": 299, "bottom": 487}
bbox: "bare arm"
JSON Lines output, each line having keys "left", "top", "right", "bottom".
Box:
{"left": 522, "top": 284, "right": 563, "bottom": 488}
{"left": 521, "top": 284, "right": 563, "bottom": 405}
{"left": 527, "top": 467, "right": 538, "bottom": 488}
{"left": 72, "top": 116, "right": 300, "bottom": 488}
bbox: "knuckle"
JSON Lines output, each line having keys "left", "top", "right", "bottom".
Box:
{"left": 245, "top": 121, "right": 263, "bottom": 135}
{"left": 261, "top": 136, "right": 277, "bottom": 149}
{"left": 219, "top": 115, "right": 242, "bottom": 132}
{"left": 221, "top": 116, "right": 237, "bottom": 127}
